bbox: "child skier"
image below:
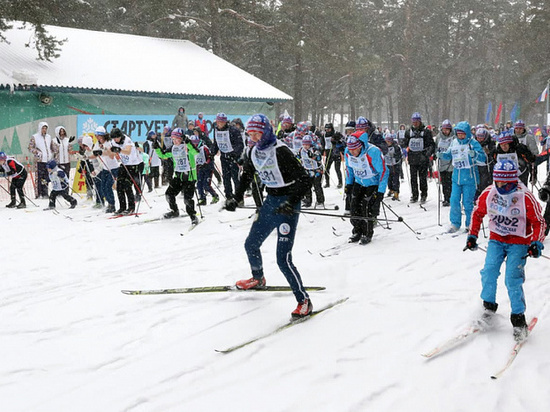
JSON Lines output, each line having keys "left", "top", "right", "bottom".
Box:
{"left": 438, "top": 121, "right": 486, "bottom": 233}
{"left": 45, "top": 160, "right": 77, "bottom": 210}
{"left": 0, "top": 152, "right": 28, "bottom": 208}
{"left": 191, "top": 128, "right": 218, "bottom": 206}
{"left": 298, "top": 134, "right": 325, "bottom": 208}
{"left": 156, "top": 128, "right": 199, "bottom": 224}
{"left": 465, "top": 160, "right": 546, "bottom": 341}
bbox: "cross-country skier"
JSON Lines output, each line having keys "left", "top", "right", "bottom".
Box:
{"left": 0, "top": 152, "right": 28, "bottom": 208}
{"left": 155, "top": 128, "right": 199, "bottom": 224}
{"left": 224, "top": 114, "right": 313, "bottom": 318}
{"left": 298, "top": 134, "right": 325, "bottom": 208}
{"left": 438, "top": 121, "right": 486, "bottom": 233}
{"left": 465, "top": 160, "right": 546, "bottom": 341}
{"left": 44, "top": 159, "right": 77, "bottom": 210}
{"left": 344, "top": 132, "right": 388, "bottom": 245}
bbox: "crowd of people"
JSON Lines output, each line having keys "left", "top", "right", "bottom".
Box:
{"left": 1, "top": 109, "right": 549, "bottom": 327}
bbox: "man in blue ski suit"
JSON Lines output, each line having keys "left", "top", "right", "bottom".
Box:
{"left": 438, "top": 121, "right": 486, "bottom": 232}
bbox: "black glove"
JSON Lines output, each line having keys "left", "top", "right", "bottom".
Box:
{"left": 276, "top": 201, "right": 295, "bottom": 215}
{"left": 152, "top": 140, "right": 160, "bottom": 149}
{"left": 539, "top": 187, "right": 550, "bottom": 203}
{"left": 527, "top": 241, "right": 544, "bottom": 258}
{"left": 93, "top": 150, "right": 103, "bottom": 156}
{"left": 134, "top": 141, "right": 140, "bottom": 148}
{"left": 224, "top": 198, "right": 238, "bottom": 212}
{"left": 69, "top": 136, "right": 76, "bottom": 142}
{"left": 110, "top": 146, "right": 121, "bottom": 153}
{"left": 183, "top": 135, "right": 191, "bottom": 144}
{"left": 465, "top": 235, "right": 478, "bottom": 251}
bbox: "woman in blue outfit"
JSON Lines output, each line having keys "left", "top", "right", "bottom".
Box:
{"left": 438, "top": 121, "right": 486, "bottom": 232}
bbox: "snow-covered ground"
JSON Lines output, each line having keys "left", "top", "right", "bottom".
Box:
{"left": 2, "top": 169, "right": 549, "bottom": 412}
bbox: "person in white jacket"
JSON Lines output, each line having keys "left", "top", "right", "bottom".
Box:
{"left": 28, "top": 121, "right": 58, "bottom": 198}
{"left": 53, "top": 125, "right": 74, "bottom": 177}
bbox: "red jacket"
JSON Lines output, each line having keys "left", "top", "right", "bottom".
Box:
{"left": 470, "top": 184, "right": 546, "bottom": 245}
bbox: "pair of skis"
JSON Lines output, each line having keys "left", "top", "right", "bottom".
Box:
{"left": 122, "top": 285, "right": 346, "bottom": 354}
{"left": 422, "top": 317, "right": 538, "bottom": 379}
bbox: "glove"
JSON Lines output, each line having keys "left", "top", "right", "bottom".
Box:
{"left": 152, "top": 140, "right": 160, "bottom": 150}
{"left": 539, "top": 187, "right": 550, "bottom": 203}
{"left": 465, "top": 235, "right": 478, "bottom": 251}
{"left": 110, "top": 146, "right": 121, "bottom": 153}
{"left": 69, "top": 136, "right": 76, "bottom": 143}
{"left": 276, "top": 201, "right": 295, "bottom": 215}
{"left": 224, "top": 198, "right": 238, "bottom": 212}
{"left": 527, "top": 241, "right": 544, "bottom": 258}
{"left": 374, "top": 192, "right": 384, "bottom": 206}
{"left": 183, "top": 135, "right": 191, "bottom": 144}
{"left": 93, "top": 150, "right": 103, "bottom": 156}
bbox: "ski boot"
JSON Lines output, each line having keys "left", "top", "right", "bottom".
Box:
{"left": 164, "top": 209, "right": 180, "bottom": 219}
{"left": 291, "top": 298, "right": 313, "bottom": 319}
{"left": 511, "top": 313, "right": 528, "bottom": 342}
{"left": 235, "top": 276, "right": 266, "bottom": 290}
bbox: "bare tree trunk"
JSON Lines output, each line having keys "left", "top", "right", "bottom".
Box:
{"left": 207, "top": 0, "right": 222, "bottom": 55}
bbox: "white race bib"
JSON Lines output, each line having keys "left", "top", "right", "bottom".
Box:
{"left": 348, "top": 153, "right": 375, "bottom": 179}
{"left": 409, "top": 137, "right": 424, "bottom": 152}
{"left": 251, "top": 141, "right": 287, "bottom": 188}
{"left": 487, "top": 185, "right": 527, "bottom": 237}
{"left": 215, "top": 130, "right": 233, "bottom": 153}
{"left": 451, "top": 143, "right": 472, "bottom": 169}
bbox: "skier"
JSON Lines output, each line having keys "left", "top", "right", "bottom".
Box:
{"left": 492, "top": 130, "right": 535, "bottom": 186}
{"left": 323, "top": 123, "right": 345, "bottom": 188}
{"left": 44, "top": 159, "right": 77, "bottom": 210}
{"left": 91, "top": 126, "right": 119, "bottom": 213}
{"left": 224, "top": 114, "right": 313, "bottom": 318}
{"left": 143, "top": 130, "right": 162, "bottom": 190}
{"left": 190, "top": 129, "right": 218, "bottom": 206}
{"left": 0, "top": 152, "right": 28, "bottom": 208}
{"left": 404, "top": 112, "right": 435, "bottom": 204}
{"left": 474, "top": 127, "right": 496, "bottom": 199}
{"left": 344, "top": 132, "right": 388, "bottom": 245}
{"left": 465, "top": 160, "right": 546, "bottom": 341}
{"left": 110, "top": 128, "right": 143, "bottom": 215}
{"left": 438, "top": 121, "right": 486, "bottom": 233}
{"left": 298, "top": 134, "right": 325, "bottom": 208}
{"left": 155, "top": 128, "right": 199, "bottom": 224}
{"left": 211, "top": 113, "right": 244, "bottom": 200}
{"left": 434, "top": 119, "right": 454, "bottom": 207}
{"left": 384, "top": 133, "right": 402, "bottom": 201}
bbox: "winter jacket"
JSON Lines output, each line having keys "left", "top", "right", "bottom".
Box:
{"left": 404, "top": 123, "right": 435, "bottom": 166}
{"left": 345, "top": 131, "right": 388, "bottom": 193}
{"left": 491, "top": 137, "right": 536, "bottom": 181}
{"left": 439, "top": 122, "right": 486, "bottom": 185}
{"left": 384, "top": 142, "right": 403, "bottom": 167}
{"left": 54, "top": 126, "right": 71, "bottom": 164}
{"left": 28, "top": 122, "right": 57, "bottom": 163}
{"left": 434, "top": 131, "right": 454, "bottom": 172}
{"left": 212, "top": 124, "right": 244, "bottom": 159}
{"left": 514, "top": 130, "right": 539, "bottom": 156}
{"left": 171, "top": 108, "right": 189, "bottom": 129}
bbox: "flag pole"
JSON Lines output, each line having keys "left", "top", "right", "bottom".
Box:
{"left": 546, "top": 78, "right": 550, "bottom": 127}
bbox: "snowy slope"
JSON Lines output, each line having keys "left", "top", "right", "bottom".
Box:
{"left": 1, "top": 175, "right": 549, "bottom": 412}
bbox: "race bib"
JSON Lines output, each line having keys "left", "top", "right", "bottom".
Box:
{"left": 409, "top": 137, "right": 424, "bottom": 152}
{"left": 347, "top": 153, "right": 375, "bottom": 179}
{"left": 251, "top": 141, "right": 287, "bottom": 188}
{"left": 487, "top": 186, "right": 527, "bottom": 237}
{"left": 451, "top": 144, "right": 471, "bottom": 169}
{"left": 215, "top": 130, "right": 233, "bottom": 153}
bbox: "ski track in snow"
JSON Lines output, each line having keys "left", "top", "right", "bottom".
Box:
{"left": 1, "top": 172, "right": 550, "bottom": 412}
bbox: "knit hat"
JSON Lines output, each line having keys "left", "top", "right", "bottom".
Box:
{"left": 493, "top": 160, "right": 518, "bottom": 182}
{"left": 0, "top": 152, "right": 7, "bottom": 161}
{"left": 441, "top": 119, "right": 452, "bottom": 130}
{"left": 47, "top": 159, "right": 57, "bottom": 169}
{"left": 514, "top": 120, "right": 525, "bottom": 129}
{"left": 189, "top": 134, "right": 200, "bottom": 145}
{"left": 147, "top": 130, "right": 156, "bottom": 138}
{"left": 216, "top": 113, "right": 228, "bottom": 122}
{"left": 296, "top": 121, "right": 309, "bottom": 135}
{"left": 171, "top": 128, "right": 184, "bottom": 139}
{"left": 356, "top": 117, "right": 369, "bottom": 130}
{"left": 246, "top": 114, "right": 276, "bottom": 150}
{"left": 302, "top": 135, "right": 313, "bottom": 146}
{"left": 345, "top": 121, "right": 356, "bottom": 130}
{"left": 497, "top": 130, "right": 514, "bottom": 145}
{"left": 281, "top": 115, "right": 293, "bottom": 125}
{"left": 347, "top": 136, "right": 362, "bottom": 150}
{"left": 411, "top": 112, "right": 422, "bottom": 121}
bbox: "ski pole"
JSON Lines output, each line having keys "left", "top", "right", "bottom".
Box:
{"left": 2, "top": 176, "right": 39, "bottom": 207}
{"left": 116, "top": 157, "right": 152, "bottom": 209}
{"left": 193, "top": 183, "right": 203, "bottom": 219}
{"left": 437, "top": 159, "right": 442, "bottom": 227}
{"left": 381, "top": 200, "right": 391, "bottom": 230}
{"left": 381, "top": 200, "right": 422, "bottom": 235}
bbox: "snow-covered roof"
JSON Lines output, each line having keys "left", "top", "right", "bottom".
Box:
{"left": 0, "top": 22, "right": 292, "bottom": 102}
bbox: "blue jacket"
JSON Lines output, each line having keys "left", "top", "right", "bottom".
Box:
{"left": 439, "top": 121, "right": 486, "bottom": 185}
{"left": 344, "top": 134, "right": 388, "bottom": 193}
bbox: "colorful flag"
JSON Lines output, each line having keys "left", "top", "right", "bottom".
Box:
{"left": 536, "top": 86, "right": 548, "bottom": 103}
{"left": 510, "top": 102, "right": 520, "bottom": 123}
{"left": 495, "top": 102, "right": 503, "bottom": 125}
{"left": 485, "top": 101, "right": 492, "bottom": 124}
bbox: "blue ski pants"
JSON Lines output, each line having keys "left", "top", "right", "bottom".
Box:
{"left": 244, "top": 194, "right": 309, "bottom": 303}
{"left": 480, "top": 239, "right": 529, "bottom": 315}
{"left": 450, "top": 180, "right": 477, "bottom": 228}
